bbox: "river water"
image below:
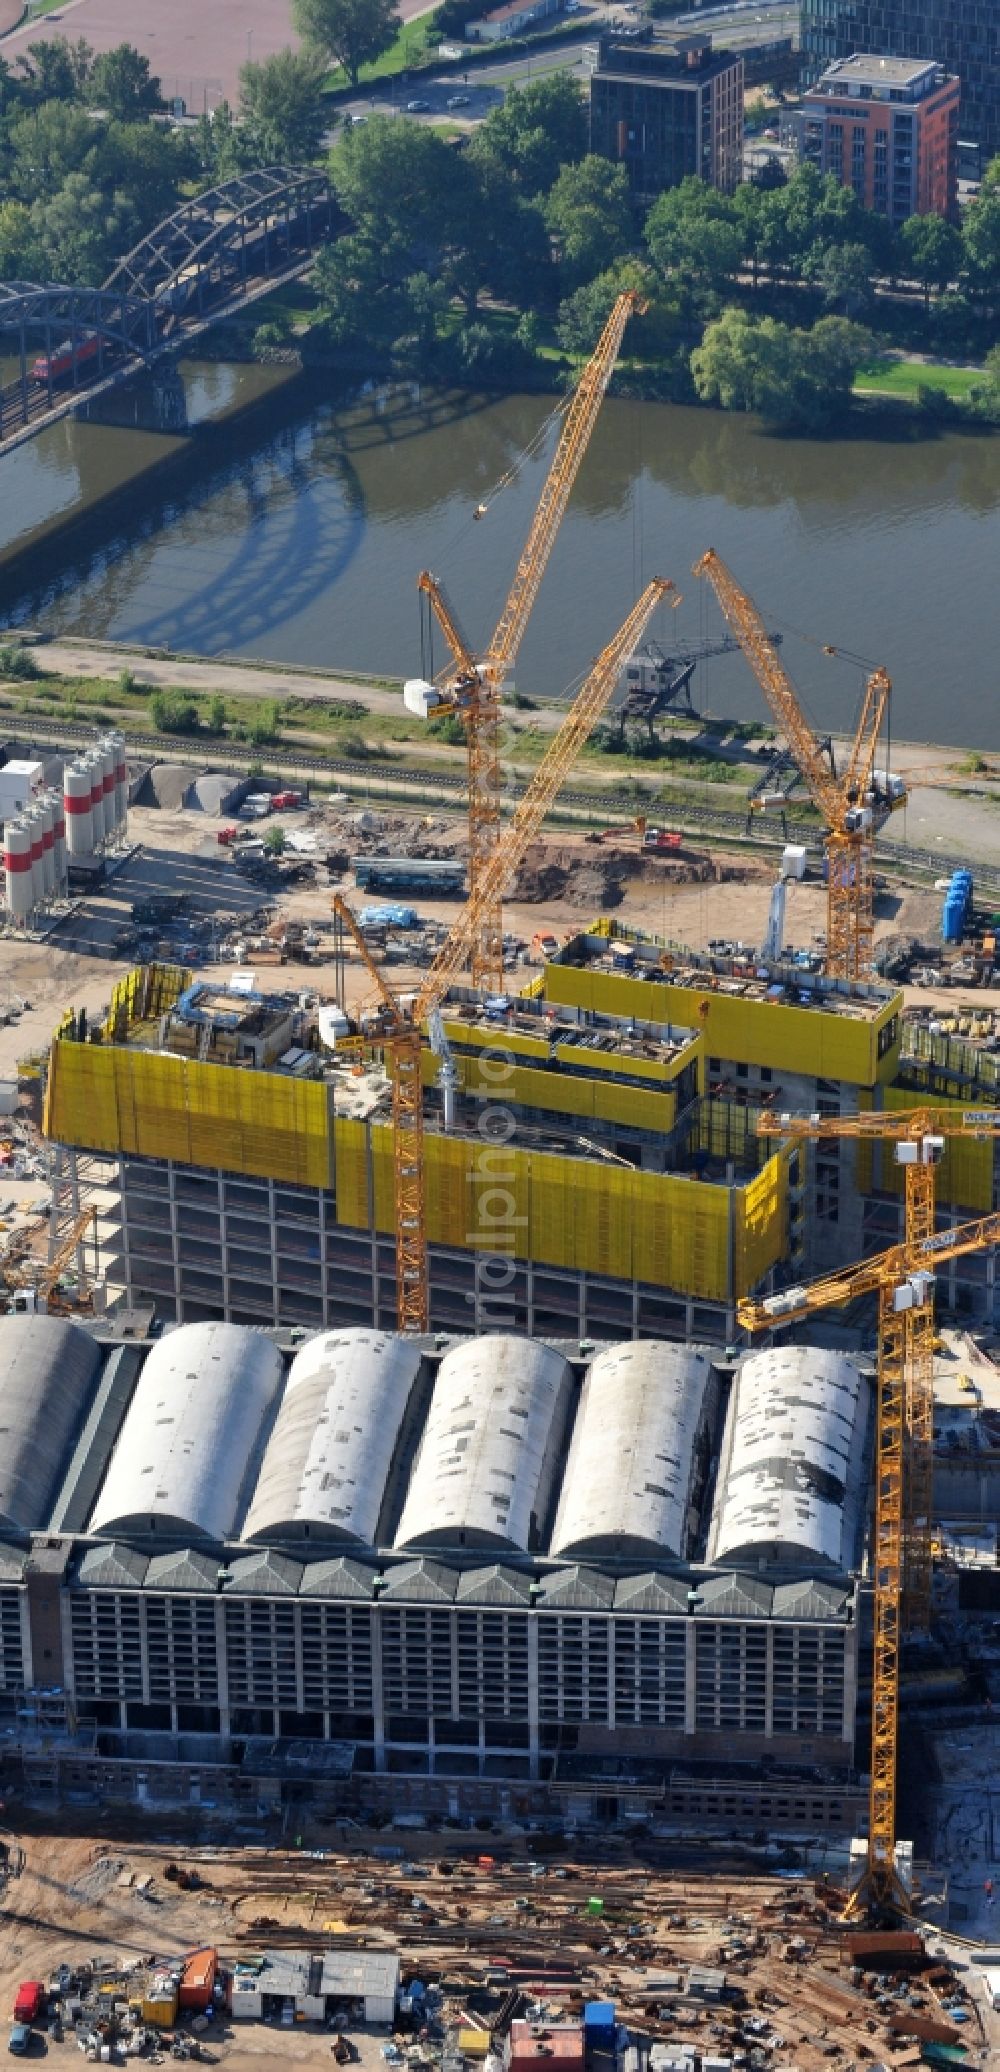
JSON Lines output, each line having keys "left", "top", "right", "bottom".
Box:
{"left": 0, "top": 357, "right": 998, "bottom": 748}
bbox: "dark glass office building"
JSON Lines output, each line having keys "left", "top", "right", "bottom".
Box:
{"left": 589, "top": 34, "right": 744, "bottom": 202}
{"left": 800, "top": 0, "right": 999, "bottom": 165}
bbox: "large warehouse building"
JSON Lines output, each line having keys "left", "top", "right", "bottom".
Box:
{"left": 0, "top": 1315, "right": 866, "bottom": 1832}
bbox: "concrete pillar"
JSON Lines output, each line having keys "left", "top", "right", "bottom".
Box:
{"left": 527, "top": 1617, "right": 539, "bottom": 1780}
{"left": 684, "top": 1620, "right": 697, "bottom": 1737}
{"left": 371, "top": 1606, "right": 386, "bottom": 1771}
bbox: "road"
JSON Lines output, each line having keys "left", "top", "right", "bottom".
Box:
{"left": 339, "top": 0, "right": 799, "bottom": 126}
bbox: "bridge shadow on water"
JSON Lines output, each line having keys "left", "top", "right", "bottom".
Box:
{"left": 3, "top": 374, "right": 504, "bottom": 645}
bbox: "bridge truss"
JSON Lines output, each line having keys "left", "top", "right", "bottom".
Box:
{"left": 0, "top": 167, "right": 334, "bottom": 451}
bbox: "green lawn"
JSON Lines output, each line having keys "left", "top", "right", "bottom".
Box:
{"left": 854, "top": 356, "right": 982, "bottom": 401}
{"left": 325, "top": 11, "right": 444, "bottom": 92}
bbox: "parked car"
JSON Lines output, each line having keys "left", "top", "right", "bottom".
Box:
{"left": 406, "top": 98, "right": 429, "bottom": 111}
{"left": 446, "top": 92, "right": 470, "bottom": 106}
{"left": 7, "top": 2029, "right": 31, "bottom": 2057}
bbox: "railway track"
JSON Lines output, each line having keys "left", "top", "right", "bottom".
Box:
{"left": 13, "top": 713, "right": 1000, "bottom": 899}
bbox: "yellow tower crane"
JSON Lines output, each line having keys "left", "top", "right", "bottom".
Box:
{"left": 406, "top": 291, "right": 645, "bottom": 994}
{"left": 739, "top": 1203, "right": 1000, "bottom": 1920}
{"left": 757, "top": 1102, "right": 1000, "bottom": 1630}
{"left": 338, "top": 577, "right": 674, "bottom": 1334}
{"left": 693, "top": 549, "right": 905, "bottom": 982}
{"left": 4, "top": 1203, "right": 98, "bottom": 1314}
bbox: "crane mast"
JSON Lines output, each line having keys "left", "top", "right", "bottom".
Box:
{"left": 413, "top": 292, "right": 644, "bottom": 993}
{"left": 342, "top": 578, "right": 673, "bottom": 1333}
{"left": 693, "top": 550, "right": 899, "bottom": 982}
{"left": 758, "top": 1101, "right": 1000, "bottom": 1627}
{"left": 740, "top": 1201, "right": 1000, "bottom": 1917}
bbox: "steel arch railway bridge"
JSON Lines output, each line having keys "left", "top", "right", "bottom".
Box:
{"left": 0, "top": 166, "right": 334, "bottom": 456}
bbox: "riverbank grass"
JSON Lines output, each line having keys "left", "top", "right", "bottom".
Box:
{"left": 853, "top": 358, "right": 981, "bottom": 401}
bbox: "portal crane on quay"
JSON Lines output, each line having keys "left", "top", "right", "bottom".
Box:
{"left": 407, "top": 291, "right": 644, "bottom": 994}
{"left": 694, "top": 549, "right": 905, "bottom": 981}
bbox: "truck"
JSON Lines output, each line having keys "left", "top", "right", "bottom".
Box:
{"left": 531, "top": 932, "right": 559, "bottom": 960}
{"left": 12, "top": 1989, "right": 43, "bottom": 2025}
{"left": 7, "top": 2026, "right": 30, "bottom": 2055}
{"left": 643, "top": 827, "right": 683, "bottom": 851}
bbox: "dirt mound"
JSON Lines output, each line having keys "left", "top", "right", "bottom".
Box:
{"left": 513, "top": 842, "right": 633, "bottom": 909}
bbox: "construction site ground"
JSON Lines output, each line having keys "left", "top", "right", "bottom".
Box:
{"left": 0, "top": 1821, "right": 991, "bottom": 2071}
{"left": 0, "top": 797, "right": 973, "bottom": 1084}
{"left": 0, "top": 789, "right": 992, "bottom": 1278}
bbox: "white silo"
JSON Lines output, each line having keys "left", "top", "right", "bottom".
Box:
{"left": 110, "top": 732, "right": 128, "bottom": 832}
{"left": 51, "top": 790, "right": 67, "bottom": 895}
{"left": 99, "top": 739, "right": 116, "bottom": 838}
{"left": 64, "top": 763, "right": 93, "bottom": 857}
{"left": 36, "top": 793, "right": 55, "bottom": 899}
{"left": 23, "top": 809, "right": 44, "bottom": 913}
{"left": 3, "top": 819, "right": 34, "bottom": 926}
{"left": 85, "top": 753, "right": 106, "bottom": 844}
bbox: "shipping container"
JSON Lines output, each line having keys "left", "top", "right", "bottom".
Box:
{"left": 179, "top": 1950, "right": 217, "bottom": 2013}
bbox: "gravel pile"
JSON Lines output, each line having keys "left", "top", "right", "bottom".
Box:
{"left": 141, "top": 763, "right": 193, "bottom": 810}
{"left": 188, "top": 771, "right": 237, "bottom": 815}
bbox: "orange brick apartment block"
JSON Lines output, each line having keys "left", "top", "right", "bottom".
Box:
{"left": 799, "top": 52, "right": 959, "bottom": 223}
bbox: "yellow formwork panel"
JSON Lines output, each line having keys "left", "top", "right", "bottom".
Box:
{"left": 421, "top": 1051, "right": 676, "bottom": 1132}
{"left": 44, "top": 1041, "right": 120, "bottom": 1154}
{"left": 552, "top": 1039, "right": 693, "bottom": 1086}
{"left": 440, "top": 1019, "right": 551, "bottom": 1063}
{"left": 333, "top": 1116, "right": 370, "bottom": 1227}
{"left": 734, "top": 1151, "right": 788, "bottom": 1293}
{"left": 880, "top": 1083, "right": 993, "bottom": 1213}
{"left": 45, "top": 1040, "right": 332, "bottom": 1187}
{"left": 102, "top": 963, "right": 191, "bottom": 1043}
{"left": 544, "top": 963, "right": 901, "bottom": 1089}
{"left": 590, "top": 1079, "right": 676, "bottom": 1131}
{"left": 341, "top": 1118, "right": 740, "bottom": 1300}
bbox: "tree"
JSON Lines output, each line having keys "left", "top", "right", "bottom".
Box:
{"left": 15, "top": 36, "right": 80, "bottom": 102}
{"left": 970, "top": 343, "right": 1000, "bottom": 422}
{"left": 691, "top": 307, "right": 870, "bottom": 429}
{"left": 900, "top": 212, "right": 962, "bottom": 311}
{"left": 546, "top": 155, "right": 632, "bottom": 288}
{"left": 264, "top": 825, "right": 286, "bottom": 855}
{"left": 293, "top": 0, "right": 399, "bottom": 90}
{"left": 690, "top": 306, "right": 766, "bottom": 412}
{"left": 471, "top": 73, "right": 587, "bottom": 196}
{"left": 333, "top": 115, "right": 454, "bottom": 245}
{"left": 96, "top": 122, "right": 195, "bottom": 235}
{"left": 441, "top": 152, "right": 550, "bottom": 315}
{"left": 206, "top": 695, "right": 228, "bottom": 733}
{"left": 0, "top": 200, "right": 40, "bottom": 282}
{"left": 962, "top": 188, "right": 1000, "bottom": 307}
{"left": 194, "top": 100, "right": 244, "bottom": 181}
{"left": 557, "top": 258, "right": 675, "bottom": 356}
{"left": 8, "top": 100, "right": 98, "bottom": 199}
{"left": 86, "top": 44, "right": 162, "bottom": 120}
{"left": 645, "top": 176, "right": 742, "bottom": 288}
{"left": 816, "top": 240, "right": 873, "bottom": 315}
{"left": 30, "top": 171, "right": 137, "bottom": 283}
{"left": 238, "top": 47, "right": 328, "bottom": 163}
{"left": 313, "top": 227, "right": 417, "bottom": 348}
